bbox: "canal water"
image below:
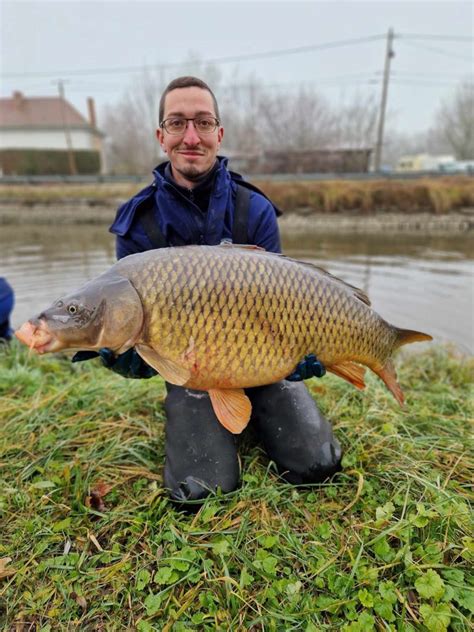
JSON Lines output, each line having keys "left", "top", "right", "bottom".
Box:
{"left": 1, "top": 224, "right": 472, "bottom": 355}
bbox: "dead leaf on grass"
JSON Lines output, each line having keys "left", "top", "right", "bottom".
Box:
{"left": 85, "top": 481, "right": 113, "bottom": 512}
{"left": 0, "top": 557, "right": 15, "bottom": 579}
{"left": 71, "top": 591, "right": 87, "bottom": 610}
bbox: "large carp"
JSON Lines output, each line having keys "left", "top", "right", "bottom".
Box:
{"left": 16, "top": 245, "right": 432, "bottom": 433}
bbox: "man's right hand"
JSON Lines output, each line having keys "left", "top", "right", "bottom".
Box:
{"left": 72, "top": 348, "right": 158, "bottom": 379}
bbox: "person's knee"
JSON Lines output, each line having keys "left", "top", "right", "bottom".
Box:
{"left": 248, "top": 381, "right": 343, "bottom": 485}
{"left": 163, "top": 384, "right": 240, "bottom": 508}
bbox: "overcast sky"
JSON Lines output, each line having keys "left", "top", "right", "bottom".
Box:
{"left": 1, "top": 0, "right": 473, "bottom": 135}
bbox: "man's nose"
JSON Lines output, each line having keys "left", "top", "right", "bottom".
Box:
{"left": 182, "top": 120, "right": 200, "bottom": 144}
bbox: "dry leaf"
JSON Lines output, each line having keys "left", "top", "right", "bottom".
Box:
{"left": 88, "top": 532, "right": 104, "bottom": 552}
{"left": 71, "top": 591, "right": 87, "bottom": 610}
{"left": 0, "top": 557, "right": 15, "bottom": 579}
{"left": 86, "top": 481, "right": 113, "bottom": 512}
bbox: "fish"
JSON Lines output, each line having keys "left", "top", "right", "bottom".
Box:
{"left": 15, "top": 244, "right": 432, "bottom": 433}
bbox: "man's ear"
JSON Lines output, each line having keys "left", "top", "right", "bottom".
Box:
{"left": 156, "top": 128, "right": 166, "bottom": 152}
{"left": 217, "top": 126, "right": 224, "bottom": 149}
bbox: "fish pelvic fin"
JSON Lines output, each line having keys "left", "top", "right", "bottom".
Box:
{"left": 135, "top": 344, "right": 191, "bottom": 386}
{"left": 373, "top": 359, "right": 405, "bottom": 407}
{"left": 327, "top": 361, "right": 366, "bottom": 390}
{"left": 208, "top": 388, "right": 252, "bottom": 434}
{"left": 395, "top": 328, "right": 433, "bottom": 349}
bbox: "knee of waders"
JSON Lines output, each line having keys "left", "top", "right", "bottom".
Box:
{"left": 163, "top": 384, "right": 241, "bottom": 511}
{"left": 248, "top": 381, "right": 343, "bottom": 485}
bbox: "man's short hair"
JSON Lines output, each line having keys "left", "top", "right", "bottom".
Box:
{"left": 159, "top": 76, "right": 220, "bottom": 124}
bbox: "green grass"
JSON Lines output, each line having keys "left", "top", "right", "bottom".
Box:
{"left": 0, "top": 343, "right": 472, "bottom": 631}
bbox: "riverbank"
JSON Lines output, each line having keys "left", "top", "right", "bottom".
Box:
{"left": 0, "top": 176, "right": 473, "bottom": 232}
{"left": 0, "top": 201, "right": 472, "bottom": 233}
{"left": 1, "top": 343, "right": 472, "bottom": 629}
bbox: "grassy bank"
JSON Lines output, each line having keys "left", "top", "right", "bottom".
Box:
{"left": 0, "top": 344, "right": 473, "bottom": 630}
{"left": 1, "top": 176, "right": 473, "bottom": 215}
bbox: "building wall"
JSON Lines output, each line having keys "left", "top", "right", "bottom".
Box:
{"left": 0, "top": 129, "right": 98, "bottom": 151}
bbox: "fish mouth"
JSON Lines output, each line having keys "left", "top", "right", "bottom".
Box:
{"left": 15, "top": 319, "right": 61, "bottom": 354}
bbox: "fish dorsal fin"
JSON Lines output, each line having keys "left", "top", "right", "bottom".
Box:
{"left": 135, "top": 344, "right": 191, "bottom": 386}
{"left": 219, "top": 242, "right": 266, "bottom": 251}
{"left": 208, "top": 388, "right": 252, "bottom": 434}
{"left": 295, "top": 261, "right": 371, "bottom": 306}
{"left": 327, "top": 361, "right": 366, "bottom": 390}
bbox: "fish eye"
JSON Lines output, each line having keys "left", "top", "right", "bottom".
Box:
{"left": 67, "top": 304, "right": 78, "bottom": 315}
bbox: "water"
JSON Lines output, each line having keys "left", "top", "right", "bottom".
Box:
{"left": 1, "top": 224, "right": 473, "bottom": 355}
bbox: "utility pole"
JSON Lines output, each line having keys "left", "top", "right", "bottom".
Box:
{"left": 54, "top": 79, "right": 77, "bottom": 175}
{"left": 374, "top": 27, "right": 395, "bottom": 172}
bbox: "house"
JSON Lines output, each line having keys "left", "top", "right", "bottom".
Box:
{"left": 0, "top": 91, "right": 105, "bottom": 175}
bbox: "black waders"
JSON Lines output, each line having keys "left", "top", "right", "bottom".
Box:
{"left": 163, "top": 382, "right": 342, "bottom": 510}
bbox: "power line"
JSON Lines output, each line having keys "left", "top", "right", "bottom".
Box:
{"left": 392, "top": 70, "right": 471, "bottom": 79}
{"left": 2, "top": 34, "right": 385, "bottom": 79}
{"left": 398, "top": 39, "right": 473, "bottom": 61}
{"left": 391, "top": 78, "right": 464, "bottom": 87}
{"left": 398, "top": 33, "right": 473, "bottom": 42}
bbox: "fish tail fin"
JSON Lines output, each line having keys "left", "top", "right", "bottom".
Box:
{"left": 373, "top": 359, "right": 405, "bottom": 407}
{"left": 394, "top": 327, "right": 433, "bottom": 350}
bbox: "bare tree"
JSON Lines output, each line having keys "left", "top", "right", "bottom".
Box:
{"left": 102, "top": 68, "right": 166, "bottom": 175}
{"left": 256, "top": 86, "right": 335, "bottom": 151}
{"left": 332, "top": 92, "right": 379, "bottom": 149}
{"left": 217, "top": 75, "right": 263, "bottom": 154}
{"left": 435, "top": 80, "right": 474, "bottom": 160}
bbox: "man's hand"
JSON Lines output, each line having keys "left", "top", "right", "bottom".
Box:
{"left": 285, "top": 353, "right": 326, "bottom": 382}
{"left": 72, "top": 348, "right": 158, "bottom": 379}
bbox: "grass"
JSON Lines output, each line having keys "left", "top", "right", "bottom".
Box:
{"left": 0, "top": 343, "right": 472, "bottom": 631}
{"left": 0, "top": 176, "right": 473, "bottom": 215}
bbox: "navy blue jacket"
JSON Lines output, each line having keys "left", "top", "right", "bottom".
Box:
{"left": 0, "top": 277, "right": 14, "bottom": 340}
{"left": 109, "top": 157, "right": 281, "bottom": 259}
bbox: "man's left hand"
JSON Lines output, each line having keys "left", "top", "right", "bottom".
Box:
{"left": 285, "top": 353, "right": 326, "bottom": 381}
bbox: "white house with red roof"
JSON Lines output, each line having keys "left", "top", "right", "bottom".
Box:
{"left": 0, "top": 91, "right": 105, "bottom": 174}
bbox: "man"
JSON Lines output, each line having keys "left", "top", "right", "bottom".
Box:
{"left": 76, "top": 76, "right": 342, "bottom": 506}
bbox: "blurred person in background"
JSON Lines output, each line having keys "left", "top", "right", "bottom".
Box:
{"left": 0, "top": 277, "right": 14, "bottom": 341}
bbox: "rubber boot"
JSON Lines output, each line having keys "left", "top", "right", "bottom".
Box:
{"left": 163, "top": 384, "right": 240, "bottom": 509}
{"left": 247, "top": 381, "right": 342, "bottom": 484}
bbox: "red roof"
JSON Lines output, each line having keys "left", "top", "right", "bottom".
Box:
{"left": 0, "top": 92, "right": 97, "bottom": 131}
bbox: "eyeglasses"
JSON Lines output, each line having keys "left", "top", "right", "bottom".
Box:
{"left": 160, "top": 116, "right": 220, "bottom": 135}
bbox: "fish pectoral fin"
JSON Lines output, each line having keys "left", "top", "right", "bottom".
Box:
{"left": 208, "top": 388, "right": 252, "bottom": 434}
{"left": 135, "top": 344, "right": 191, "bottom": 386}
{"left": 327, "top": 361, "right": 366, "bottom": 390}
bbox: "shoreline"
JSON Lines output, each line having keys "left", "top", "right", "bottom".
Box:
{"left": 0, "top": 202, "right": 473, "bottom": 233}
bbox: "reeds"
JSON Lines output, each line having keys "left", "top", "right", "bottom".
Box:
{"left": 261, "top": 176, "right": 474, "bottom": 215}
{"left": 0, "top": 176, "right": 473, "bottom": 215}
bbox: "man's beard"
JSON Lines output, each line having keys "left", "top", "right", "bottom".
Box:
{"left": 175, "top": 159, "right": 217, "bottom": 184}
{"left": 176, "top": 164, "right": 204, "bottom": 182}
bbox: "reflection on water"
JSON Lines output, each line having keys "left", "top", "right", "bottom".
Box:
{"left": 1, "top": 224, "right": 473, "bottom": 354}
